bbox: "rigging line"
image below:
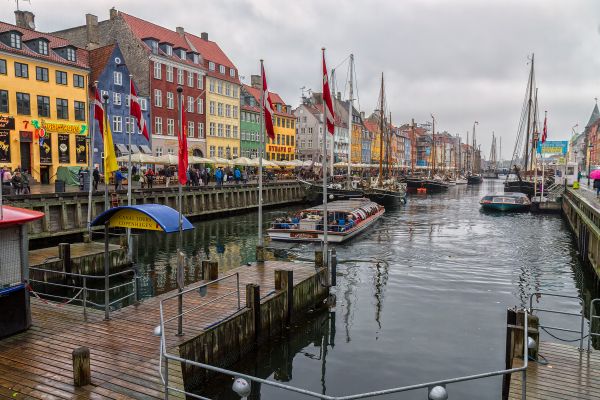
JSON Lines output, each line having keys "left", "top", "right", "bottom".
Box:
{"left": 354, "top": 62, "right": 361, "bottom": 113}
{"left": 332, "top": 54, "right": 351, "bottom": 73}
{"left": 507, "top": 66, "right": 532, "bottom": 174}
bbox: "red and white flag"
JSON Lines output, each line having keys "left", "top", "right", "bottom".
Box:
{"left": 322, "top": 49, "right": 335, "bottom": 135}
{"left": 129, "top": 80, "right": 149, "bottom": 141}
{"left": 542, "top": 112, "right": 548, "bottom": 143}
{"left": 178, "top": 95, "right": 188, "bottom": 185}
{"left": 261, "top": 63, "right": 275, "bottom": 140}
{"left": 94, "top": 87, "right": 104, "bottom": 137}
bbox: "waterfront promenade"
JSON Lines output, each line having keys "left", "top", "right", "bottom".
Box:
{"left": 0, "top": 260, "right": 320, "bottom": 399}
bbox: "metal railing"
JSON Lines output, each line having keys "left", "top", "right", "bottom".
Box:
{"left": 155, "top": 293, "right": 530, "bottom": 399}
{"left": 529, "top": 292, "right": 586, "bottom": 350}
{"left": 588, "top": 298, "right": 600, "bottom": 352}
{"left": 28, "top": 266, "right": 138, "bottom": 320}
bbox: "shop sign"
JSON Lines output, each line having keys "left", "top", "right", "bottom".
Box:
{"left": 58, "top": 134, "right": 70, "bottom": 163}
{"left": 0, "top": 116, "right": 15, "bottom": 130}
{"left": 267, "top": 145, "right": 293, "bottom": 153}
{"left": 75, "top": 135, "right": 87, "bottom": 164}
{"left": 0, "top": 131, "right": 10, "bottom": 162}
{"left": 19, "top": 131, "right": 33, "bottom": 143}
{"left": 40, "top": 133, "right": 52, "bottom": 164}
{"left": 30, "top": 119, "right": 87, "bottom": 135}
{"left": 536, "top": 140, "right": 568, "bottom": 155}
{"left": 108, "top": 209, "right": 163, "bottom": 231}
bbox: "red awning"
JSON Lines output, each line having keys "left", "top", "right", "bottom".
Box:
{"left": 0, "top": 206, "right": 45, "bottom": 227}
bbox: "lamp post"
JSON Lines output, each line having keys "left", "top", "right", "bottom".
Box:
{"left": 588, "top": 144, "right": 594, "bottom": 186}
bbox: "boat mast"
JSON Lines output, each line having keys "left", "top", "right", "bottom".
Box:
{"left": 411, "top": 118, "right": 416, "bottom": 173}
{"left": 431, "top": 115, "right": 436, "bottom": 175}
{"left": 531, "top": 88, "right": 539, "bottom": 172}
{"left": 472, "top": 121, "right": 478, "bottom": 173}
{"left": 523, "top": 53, "right": 534, "bottom": 171}
{"left": 466, "top": 130, "right": 469, "bottom": 174}
{"left": 347, "top": 54, "right": 354, "bottom": 188}
{"left": 378, "top": 73, "right": 384, "bottom": 184}
{"left": 388, "top": 112, "right": 393, "bottom": 178}
{"left": 330, "top": 68, "right": 336, "bottom": 177}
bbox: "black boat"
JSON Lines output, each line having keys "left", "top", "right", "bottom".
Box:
{"left": 404, "top": 178, "right": 449, "bottom": 192}
{"left": 467, "top": 174, "right": 483, "bottom": 185}
{"left": 299, "top": 179, "right": 365, "bottom": 203}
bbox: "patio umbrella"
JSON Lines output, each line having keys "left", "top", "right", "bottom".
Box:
{"left": 155, "top": 154, "right": 179, "bottom": 165}
{"left": 189, "top": 156, "right": 212, "bottom": 164}
{"left": 231, "top": 157, "right": 254, "bottom": 166}
{"left": 210, "top": 156, "right": 234, "bottom": 165}
{"left": 116, "top": 153, "right": 157, "bottom": 163}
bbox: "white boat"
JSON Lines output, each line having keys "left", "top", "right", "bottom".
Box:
{"left": 455, "top": 177, "right": 468, "bottom": 185}
{"left": 267, "top": 198, "right": 385, "bottom": 243}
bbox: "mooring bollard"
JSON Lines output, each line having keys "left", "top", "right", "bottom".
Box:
{"left": 314, "top": 250, "right": 323, "bottom": 268}
{"left": 72, "top": 346, "right": 91, "bottom": 387}
{"left": 256, "top": 245, "right": 265, "bottom": 263}
{"left": 202, "top": 260, "right": 219, "bottom": 281}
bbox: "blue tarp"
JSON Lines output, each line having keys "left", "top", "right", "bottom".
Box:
{"left": 91, "top": 204, "right": 194, "bottom": 233}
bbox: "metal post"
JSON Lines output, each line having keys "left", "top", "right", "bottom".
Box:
{"left": 258, "top": 60, "right": 265, "bottom": 249}
{"left": 163, "top": 353, "right": 169, "bottom": 400}
{"left": 103, "top": 93, "right": 109, "bottom": 211}
{"left": 322, "top": 48, "right": 329, "bottom": 268}
{"left": 82, "top": 276, "right": 87, "bottom": 321}
{"left": 330, "top": 248, "right": 337, "bottom": 287}
{"left": 580, "top": 304, "right": 585, "bottom": 351}
{"left": 104, "top": 224, "right": 110, "bottom": 320}
{"left": 133, "top": 270, "right": 139, "bottom": 304}
{"left": 236, "top": 272, "right": 241, "bottom": 310}
{"left": 127, "top": 74, "right": 133, "bottom": 262}
{"left": 176, "top": 86, "right": 184, "bottom": 336}
{"left": 347, "top": 54, "right": 354, "bottom": 189}
{"left": 86, "top": 81, "right": 98, "bottom": 236}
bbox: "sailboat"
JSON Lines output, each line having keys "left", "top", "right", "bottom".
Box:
{"left": 482, "top": 133, "right": 499, "bottom": 179}
{"left": 466, "top": 121, "right": 483, "bottom": 184}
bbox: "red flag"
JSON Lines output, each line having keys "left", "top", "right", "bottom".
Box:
{"left": 542, "top": 113, "right": 547, "bottom": 143}
{"left": 129, "top": 80, "right": 149, "bottom": 141}
{"left": 94, "top": 87, "right": 104, "bottom": 138}
{"left": 178, "top": 95, "right": 188, "bottom": 185}
{"left": 322, "top": 49, "right": 335, "bottom": 135}
{"left": 261, "top": 64, "right": 275, "bottom": 140}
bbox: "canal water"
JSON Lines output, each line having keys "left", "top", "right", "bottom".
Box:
{"left": 132, "top": 179, "right": 599, "bottom": 400}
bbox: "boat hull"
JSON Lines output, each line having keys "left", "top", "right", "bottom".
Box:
{"left": 481, "top": 203, "right": 530, "bottom": 212}
{"left": 467, "top": 175, "right": 483, "bottom": 184}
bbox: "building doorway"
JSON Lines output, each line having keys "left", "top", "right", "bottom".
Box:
{"left": 40, "top": 166, "right": 50, "bottom": 184}
{"left": 19, "top": 142, "right": 31, "bottom": 173}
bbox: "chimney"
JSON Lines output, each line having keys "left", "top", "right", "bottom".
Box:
{"left": 109, "top": 7, "right": 118, "bottom": 20}
{"left": 201, "top": 32, "right": 208, "bottom": 40}
{"left": 14, "top": 10, "right": 35, "bottom": 30}
{"left": 85, "top": 14, "right": 99, "bottom": 46}
{"left": 176, "top": 26, "right": 185, "bottom": 35}
{"left": 250, "top": 74, "right": 261, "bottom": 89}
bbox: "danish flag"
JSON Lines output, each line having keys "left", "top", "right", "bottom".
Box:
{"left": 94, "top": 87, "right": 104, "bottom": 137}
{"left": 129, "top": 80, "right": 149, "bottom": 141}
{"left": 322, "top": 49, "right": 335, "bottom": 135}
{"left": 262, "top": 63, "right": 275, "bottom": 140}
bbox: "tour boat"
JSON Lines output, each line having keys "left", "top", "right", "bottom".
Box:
{"left": 480, "top": 192, "right": 531, "bottom": 212}
{"left": 267, "top": 198, "right": 385, "bottom": 243}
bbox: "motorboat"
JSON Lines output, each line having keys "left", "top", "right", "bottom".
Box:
{"left": 480, "top": 192, "right": 531, "bottom": 212}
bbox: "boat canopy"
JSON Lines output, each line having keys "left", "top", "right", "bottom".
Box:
{"left": 304, "top": 198, "right": 380, "bottom": 213}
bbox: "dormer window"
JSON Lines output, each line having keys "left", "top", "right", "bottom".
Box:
{"left": 165, "top": 45, "right": 172, "bottom": 55}
{"left": 178, "top": 49, "right": 186, "bottom": 59}
{"left": 38, "top": 40, "right": 48, "bottom": 55}
{"left": 10, "top": 32, "right": 21, "bottom": 49}
{"left": 209, "top": 61, "right": 215, "bottom": 71}
{"left": 192, "top": 54, "right": 199, "bottom": 64}
{"left": 66, "top": 48, "right": 76, "bottom": 62}
{"left": 219, "top": 65, "right": 225, "bottom": 74}
{"left": 151, "top": 41, "right": 158, "bottom": 54}
{"left": 229, "top": 68, "right": 235, "bottom": 77}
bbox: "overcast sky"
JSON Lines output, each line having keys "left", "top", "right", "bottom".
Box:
{"left": 3, "top": 0, "right": 600, "bottom": 158}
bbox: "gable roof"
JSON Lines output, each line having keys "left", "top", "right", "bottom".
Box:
{"left": 242, "top": 84, "right": 293, "bottom": 117}
{"left": 184, "top": 32, "right": 239, "bottom": 84}
{"left": 0, "top": 21, "right": 89, "bottom": 69}
{"left": 88, "top": 44, "right": 115, "bottom": 84}
{"left": 586, "top": 103, "right": 600, "bottom": 129}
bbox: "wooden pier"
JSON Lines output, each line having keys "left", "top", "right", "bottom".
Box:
{"left": 509, "top": 341, "right": 600, "bottom": 399}
{"left": 0, "top": 260, "right": 325, "bottom": 399}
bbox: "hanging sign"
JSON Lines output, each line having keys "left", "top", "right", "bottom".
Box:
{"left": 75, "top": 135, "right": 87, "bottom": 163}
{"left": 0, "top": 116, "right": 15, "bottom": 130}
{"left": 0, "top": 131, "right": 10, "bottom": 162}
{"left": 39, "top": 133, "right": 52, "bottom": 164}
{"left": 30, "top": 119, "right": 87, "bottom": 135}
{"left": 536, "top": 140, "right": 568, "bottom": 155}
{"left": 108, "top": 209, "right": 163, "bottom": 231}
{"left": 58, "top": 134, "right": 70, "bottom": 163}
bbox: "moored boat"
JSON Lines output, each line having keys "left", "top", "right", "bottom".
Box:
{"left": 467, "top": 174, "right": 483, "bottom": 184}
{"left": 480, "top": 192, "right": 531, "bottom": 212}
{"left": 267, "top": 198, "right": 385, "bottom": 243}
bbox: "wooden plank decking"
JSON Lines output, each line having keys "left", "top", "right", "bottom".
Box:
{"left": 0, "top": 260, "right": 318, "bottom": 400}
{"left": 509, "top": 341, "right": 600, "bottom": 399}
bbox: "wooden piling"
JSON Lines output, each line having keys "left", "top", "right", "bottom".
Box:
{"left": 72, "top": 346, "right": 91, "bottom": 387}
{"left": 256, "top": 245, "right": 265, "bottom": 263}
{"left": 58, "top": 243, "right": 71, "bottom": 275}
{"left": 246, "top": 283, "right": 261, "bottom": 342}
{"left": 202, "top": 260, "right": 219, "bottom": 281}
{"left": 315, "top": 250, "right": 323, "bottom": 268}
{"left": 275, "top": 269, "right": 294, "bottom": 325}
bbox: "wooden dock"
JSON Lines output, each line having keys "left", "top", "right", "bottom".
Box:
{"left": 0, "top": 260, "right": 320, "bottom": 399}
{"left": 509, "top": 341, "right": 600, "bottom": 399}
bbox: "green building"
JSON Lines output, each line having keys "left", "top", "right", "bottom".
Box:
{"left": 240, "top": 103, "right": 260, "bottom": 158}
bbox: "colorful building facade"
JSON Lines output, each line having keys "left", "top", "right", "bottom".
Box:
{"left": 240, "top": 104, "right": 260, "bottom": 158}
{"left": 0, "top": 14, "right": 89, "bottom": 183}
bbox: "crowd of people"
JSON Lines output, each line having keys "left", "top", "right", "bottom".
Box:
{"left": 0, "top": 167, "right": 31, "bottom": 195}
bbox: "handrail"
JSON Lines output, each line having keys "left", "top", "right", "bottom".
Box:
{"left": 529, "top": 292, "right": 586, "bottom": 350}
{"left": 588, "top": 298, "right": 600, "bottom": 352}
{"left": 156, "top": 297, "right": 529, "bottom": 399}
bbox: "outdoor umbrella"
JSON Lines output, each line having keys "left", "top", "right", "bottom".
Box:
{"left": 210, "top": 156, "right": 234, "bottom": 165}
{"left": 189, "top": 156, "right": 212, "bottom": 164}
{"left": 155, "top": 154, "right": 179, "bottom": 165}
{"left": 589, "top": 169, "right": 600, "bottom": 180}
{"left": 116, "top": 153, "right": 158, "bottom": 163}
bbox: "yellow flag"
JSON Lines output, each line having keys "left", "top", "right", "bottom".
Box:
{"left": 103, "top": 116, "right": 118, "bottom": 184}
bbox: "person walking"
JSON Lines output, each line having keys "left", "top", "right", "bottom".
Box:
{"left": 93, "top": 167, "right": 100, "bottom": 191}
{"left": 11, "top": 171, "right": 23, "bottom": 195}
{"left": 234, "top": 167, "right": 241, "bottom": 183}
{"left": 115, "top": 169, "right": 123, "bottom": 191}
{"left": 145, "top": 168, "right": 155, "bottom": 189}
{"left": 594, "top": 178, "right": 600, "bottom": 197}
{"left": 21, "top": 170, "right": 30, "bottom": 194}
{"left": 215, "top": 167, "right": 223, "bottom": 187}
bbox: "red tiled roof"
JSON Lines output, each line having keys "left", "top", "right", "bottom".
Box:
{"left": 242, "top": 104, "right": 260, "bottom": 113}
{"left": 185, "top": 32, "right": 239, "bottom": 84}
{"left": 0, "top": 21, "right": 89, "bottom": 69}
{"left": 364, "top": 120, "right": 380, "bottom": 133}
{"left": 242, "top": 84, "right": 293, "bottom": 117}
{"left": 88, "top": 44, "right": 115, "bottom": 84}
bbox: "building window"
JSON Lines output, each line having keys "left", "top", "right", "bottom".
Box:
{"left": 217, "top": 123, "right": 223, "bottom": 137}
{"left": 233, "top": 147, "right": 238, "bottom": 157}
{"left": 197, "top": 73, "right": 203, "bottom": 89}
{"left": 225, "top": 124, "right": 231, "bottom": 137}
{"left": 73, "top": 74, "right": 84, "bottom": 88}
{"left": 10, "top": 33, "right": 21, "bottom": 49}
{"left": 209, "top": 62, "right": 215, "bottom": 71}
{"left": 156, "top": 147, "right": 163, "bottom": 156}
{"left": 36, "top": 66, "right": 48, "bottom": 82}
{"left": 230, "top": 68, "right": 235, "bottom": 77}
{"left": 225, "top": 104, "right": 231, "bottom": 117}
{"left": 155, "top": 117, "right": 163, "bottom": 134}
{"left": 165, "top": 45, "right": 172, "bottom": 56}
{"left": 177, "top": 68, "right": 184, "bottom": 85}
{"left": 225, "top": 83, "right": 231, "bottom": 96}
{"left": 74, "top": 100, "right": 85, "bottom": 121}
{"left": 219, "top": 65, "right": 225, "bottom": 74}
{"left": 209, "top": 101, "right": 215, "bottom": 115}
{"left": 0, "top": 90, "right": 8, "bottom": 113}
{"left": 218, "top": 146, "right": 223, "bottom": 157}
{"left": 56, "top": 70, "right": 67, "bottom": 85}
{"left": 113, "top": 71, "right": 122, "bottom": 85}
{"left": 54, "top": 98, "right": 68, "bottom": 119}
{"left": 308, "top": 139, "right": 312, "bottom": 148}
{"left": 217, "top": 81, "right": 223, "bottom": 94}
{"left": 37, "top": 95, "right": 50, "bottom": 117}
{"left": 14, "top": 62, "right": 28, "bottom": 78}
{"left": 125, "top": 117, "right": 135, "bottom": 133}
{"left": 209, "top": 78, "right": 215, "bottom": 92}
{"left": 209, "top": 145, "right": 215, "bottom": 157}
{"left": 167, "top": 92, "right": 174, "bottom": 109}
{"left": 154, "top": 89, "right": 162, "bottom": 107}
{"left": 167, "top": 118, "right": 175, "bottom": 135}
{"left": 166, "top": 65, "right": 173, "bottom": 82}
{"left": 154, "top": 62, "right": 162, "bottom": 79}
{"left": 38, "top": 40, "right": 48, "bottom": 55}
{"left": 140, "top": 98, "right": 147, "bottom": 111}
{"left": 209, "top": 122, "right": 215, "bottom": 136}
{"left": 233, "top": 126, "right": 238, "bottom": 139}
{"left": 188, "top": 121, "right": 194, "bottom": 137}
{"left": 151, "top": 41, "right": 159, "bottom": 54}
{"left": 0, "top": 59, "right": 6, "bottom": 75}
{"left": 66, "top": 48, "right": 76, "bottom": 62}
{"left": 198, "top": 122, "right": 204, "bottom": 138}
{"left": 217, "top": 103, "right": 223, "bottom": 116}
{"left": 187, "top": 71, "right": 194, "bottom": 87}
{"left": 197, "top": 98, "right": 203, "bottom": 114}
{"left": 233, "top": 106, "right": 238, "bottom": 118}
{"left": 188, "top": 96, "right": 194, "bottom": 112}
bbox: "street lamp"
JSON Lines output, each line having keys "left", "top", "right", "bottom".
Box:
{"left": 588, "top": 144, "right": 594, "bottom": 186}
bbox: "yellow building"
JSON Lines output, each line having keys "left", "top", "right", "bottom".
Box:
{"left": 350, "top": 122, "right": 362, "bottom": 164}
{"left": 267, "top": 93, "right": 295, "bottom": 161}
{"left": 0, "top": 15, "right": 89, "bottom": 183}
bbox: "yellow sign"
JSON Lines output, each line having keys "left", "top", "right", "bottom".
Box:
{"left": 108, "top": 209, "right": 163, "bottom": 231}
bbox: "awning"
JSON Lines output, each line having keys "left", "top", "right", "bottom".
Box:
{"left": 130, "top": 144, "right": 141, "bottom": 153}
{"left": 140, "top": 145, "right": 152, "bottom": 154}
{"left": 91, "top": 204, "right": 194, "bottom": 233}
{"left": 0, "top": 206, "right": 45, "bottom": 227}
{"left": 116, "top": 144, "right": 129, "bottom": 155}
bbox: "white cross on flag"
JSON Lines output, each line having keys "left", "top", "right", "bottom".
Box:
{"left": 129, "top": 80, "right": 149, "bottom": 141}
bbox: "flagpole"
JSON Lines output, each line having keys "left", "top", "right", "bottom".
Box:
{"left": 347, "top": 54, "right": 353, "bottom": 189}
{"left": 258, "top": 60, "right": 265, "bottom": 250}
{"left": 101, "top": 91, "right": 110, "bottom": 320}
{"left": 87, "top": 82, "right": 98, "bottom": 236}
{"left": 321, "top": 48, "right": 328, "bottom": 268}
{"left": 176, "top": 85, "right": 184, "bottom": 336}
{"left": 103, "top": 93, "right": 109, "bottom": 211}
{"left": 126, "top": 74, "right": 133, "bottom": 262}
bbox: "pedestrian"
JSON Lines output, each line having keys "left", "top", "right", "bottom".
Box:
{"left": 215, "top": 167, "right": 223, "bottom": 187}
{"left": 115, "top": 169, "right": 123, "bottom": 191}
{"left": 93, "top": 167, "right": 100, "bottom": 191}
{"left": 234, "top": 167, "right": 241, "bottom": 183}
{"left": 578, "top": 170, "right": 582, "bottom": 183}
{"left": 594, "top": 178, "right": 600, "bottom": 197}
{"left": 145, "top": 168, "right": 155, "bottom": 189}
{"left": 11, "top": 171, "right": 23, "bottom": 195}
{"left": 21, "top": 170, "right": 30, "bottom": 194}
